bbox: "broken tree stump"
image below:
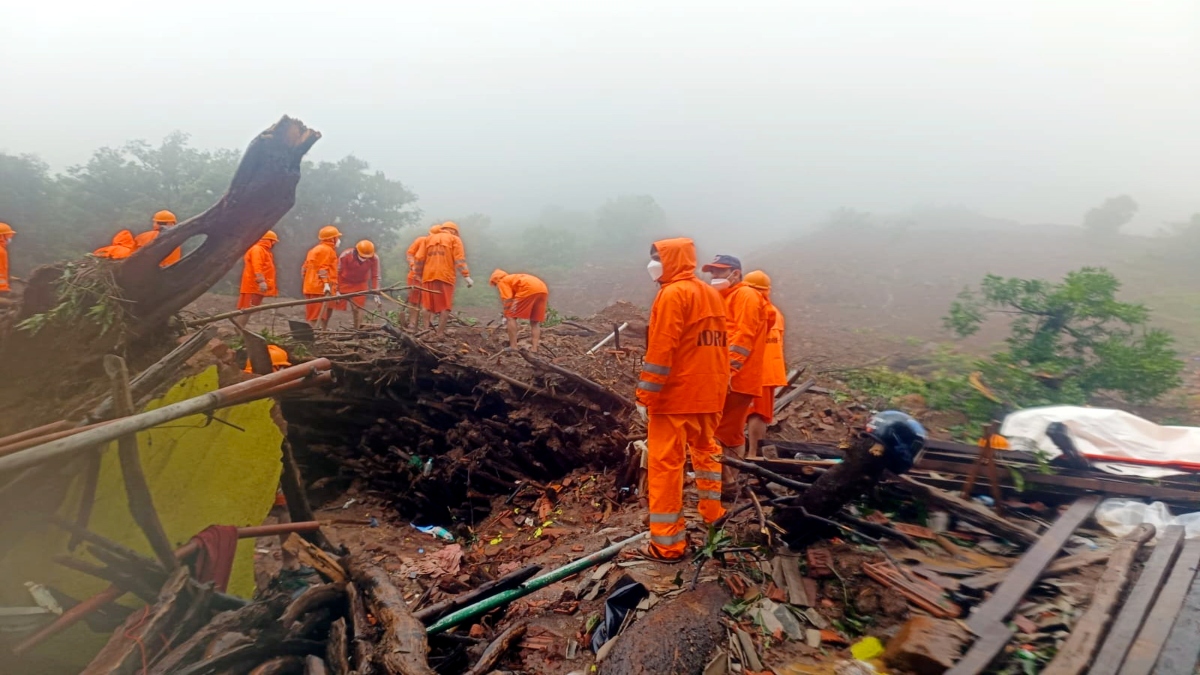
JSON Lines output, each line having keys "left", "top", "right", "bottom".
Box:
{"left": 598, "top": 582, "right": 729, "bottom": 675}
{"left": 81, "top": 567, "right": 191, "bottom": 675}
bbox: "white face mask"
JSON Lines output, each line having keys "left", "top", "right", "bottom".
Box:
{"left": 647, "top": 260, "right": 664, "bottom": 281}
{"left": 710, "top": 277, "right": 731, "bottom": 290}
{"left": 335, "top": 238, "right": 342, "bottom": 248}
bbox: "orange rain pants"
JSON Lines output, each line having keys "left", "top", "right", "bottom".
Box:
{"left": 304, "top": 294, "right": 334, "bottom": 322}
{"left": 647, "top": 412, "right": 725, "bottom": 559}
{"left": 714, "top": 390, "right": 756, "bottom": 449}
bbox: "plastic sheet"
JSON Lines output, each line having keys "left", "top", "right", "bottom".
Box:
{"left": 1094, "top": 499, "right": 1200, "bottom": 540}
{"left": 590, "top": 574, "right": 648, "bottom": 652}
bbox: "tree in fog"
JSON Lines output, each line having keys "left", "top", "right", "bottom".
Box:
{"left": 0, "top": 153, "right": 62, "bottom": 261}
{"left": 594, "top": 195, "right": 665, "bottom": 251}
{"left": 1082, "top": 195, "right": 1138, "bottom": 236}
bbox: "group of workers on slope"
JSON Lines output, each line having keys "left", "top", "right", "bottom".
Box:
{"left": 93, "top": 210, "right": 183, "bottom": 266}
{"left": 636, "top": 236, "right": 927, "bottom": 562}
{"left": 404, "top": 221, "right": 550, "bottom": 351}
{"left": 296, "top": 226, "right": 383, "bottom": 331}
{"left": 635, "top": 238, "right": 788, "bottom": 562}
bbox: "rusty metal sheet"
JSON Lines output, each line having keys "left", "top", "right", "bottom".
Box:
{"left": 1090, "top": 525, "right": 1185, "bottom": 675}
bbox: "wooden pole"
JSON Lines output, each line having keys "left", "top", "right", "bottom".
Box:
{"left": 183, "top": 285, "right": 412, "bottom": 327}
{"left": 103, "top": 354, "right": 178, "bottom": 572}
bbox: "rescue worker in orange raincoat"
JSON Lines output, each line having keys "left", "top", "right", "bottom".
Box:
{"left": 235, "top": 231, "right": 280, "bottom": 327}
{"left": 414, "top": 221, "right": 472, "bottom": 337}
{"left": 243, "top": 344, "right": 292, "bottom": 373}
{"left": 636, "top": 238, "right": 729, "bottom": 562}
{"left": 743, "top": 271, "right": 787, "bottom": 459}
{"left": 134, "top": 210, "right": 183, "bottom": 267}
{"left": 405, "top": 224, "right": 442, "bottom": 329}
{"left": 489, "top": 269, "right": 549, "bottom": 352}
{"left": 301, "top": 226, "right": 341, "bottom": 330}
{"left": 338, "top": 240, "right": 382, "bottom": 329}
{"left": 93, "top": 230, "right": 139, "bottom": 260}
{"left": 0, "top": 222, "right": 14, "bottom": 296}
{"left": 702, "top": 254, "right": 771, "bottom": 499}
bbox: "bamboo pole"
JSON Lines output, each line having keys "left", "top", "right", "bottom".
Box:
{"left": 183, "top": 285, "right": 412, "bottom": 327}
{"left": 0, "top": 359, "right": 331, "bottom": 476}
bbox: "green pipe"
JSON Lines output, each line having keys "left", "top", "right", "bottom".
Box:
{"left": 426, "top": 531, "right": 648, "bottom": 634}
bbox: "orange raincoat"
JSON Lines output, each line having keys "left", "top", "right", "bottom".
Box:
{"left": 93, "top": 230, "right": 139, "bottom": 260}
{"left": 238, "top": 238, "right": 278, "bottom": 309}
{"left": 492, "top": 271, "right": 549, "bottom": 322}
{"left": 714, "top": 280, "right": 770, "bottom": 449}
{"left": 0, "top": 237, "right": 10, "bottom": 293}
{"left": 406, "top": 235, "right": 428, "bottom": 305}
{"left": 301, "top": 240, "right": 339, "bottom": 322}
{"left": 134, "top": 226, "right": 182, "bottom": 267}
{"left": 415, "top": 228, "right": 469, "bottom": 312}
{"left": 750, "top": 302, "right": 788, "bottom": 423}
{"left": 637, "top": 238, "right": 730, "bottom": 559}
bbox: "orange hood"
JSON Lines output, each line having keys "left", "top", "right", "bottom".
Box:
{"left": 490, "top": 269, "right": 507, "bottom": 286}
{"left": 111, "top": 230, "right": 137, "bottom": 248}
{"left": 653, "top": 237, "right": 697, "bottom": 284}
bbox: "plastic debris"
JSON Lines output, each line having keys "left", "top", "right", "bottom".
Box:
{"left": 412, "top": 523, "right": 455, "bottom": 541}
{"left": 850, "top": 636, "right": 885, "bottom": 661}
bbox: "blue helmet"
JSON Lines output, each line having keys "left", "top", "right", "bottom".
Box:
{"left": 865, "top": 410, "right": 927, "bottom": 475}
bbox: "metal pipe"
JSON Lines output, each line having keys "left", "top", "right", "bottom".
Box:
{"left": 586, "top": 322, "right": 629, "bottom": 355}
{"left": 0, "top": 359, "right": 331, "bottom": 476}
{"left": 426, "top": 532, "right": 647, "bottom": 634}
{"left": 0, "top": 420, "right": 115, "bottom": 458}
{"left": 0, "top": 420, "right": 73, "bottom": 448}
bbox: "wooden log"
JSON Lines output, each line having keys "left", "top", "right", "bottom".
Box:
{"left": 104, "top": 354, "right": 178, "bottom": 571}
{"left": 413, "top": 564, "right": 542, "bottom": 624}
{"left": 773, "top": 377, "right": 816, "bottom": 415}
{"left": 463, "top": 622, "right": 526, "bottom": 675}
{"left": 305, "top": 656, "right": 330, "bottom": 675}
{"left": 351, "top": 564, "right": 435, "bottom": 675}
{"left": 115, "top": 116, "right": 321, "bottom": 329}
{"left": 1089, "top": 525, "right": 1185, "bottom": 675}
{"left": 1042, "top": 524, "right": 1155, "bottom": 675}
{"left": 279, "top": 582, "right": 346, "bottom": 628}
{"left": 173, "top": 640, "right": 323, "bottom": 675}
{"left": 279, "top": 439, "right": 331, "bottom": 548}
{"left": 518, "top": 348, "right": 634, "bottom": 409}
{"left": 282, "top": 533, "right": 346, "bottom": 583}
{"left": 346, "top": 582, "right": 376, "bottom": 674}
{"left": 896, "top": 475, "right": 1041, "bottom": 546}
{"left": 148, "top": 600, "right": 284, "bottom": 675}
{"left": 80, "top": 567, "right": 191, "bottom": 675}
{"left": 326, "top": 617, "right": 352, "bottom": 675}
{"left": 250, "top": 657, "right": 306, "bottom": 675}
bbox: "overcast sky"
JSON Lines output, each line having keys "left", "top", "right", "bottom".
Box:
{"left": 3, "top": 0, "right": 1198, "bottom": 240}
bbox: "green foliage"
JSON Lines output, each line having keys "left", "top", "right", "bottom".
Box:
{"left": 946, "top": 267, "right": 1182, "bottom": 405}
{"left": 1082, "top": 194, "right": 1138, "bottom": 236}
{"left": 17, "top": 261, "right": 133, "bottom": 339}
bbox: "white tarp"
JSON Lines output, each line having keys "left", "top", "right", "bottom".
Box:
{"left": 1095, "top": 499, "right": 1200, "bottom": 540}
{"left": 1000, "top": 405, "right": 1200, "bottom": 478}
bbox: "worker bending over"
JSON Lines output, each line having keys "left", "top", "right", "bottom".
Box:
{"left": 702, "top": 254, "right": 771, "bottom": 500}
{"left": 415, "top": 221, "right": 472, "bottom": 337}
{"left": 0, "top": 223, "right": 14, "bottom": 297}
{"left": 301, "top": 226, "right": 341, "bottom": 330}
{"left": 338, "top": 240, "right": 382, "bottom": 329}
{"left": 636, "top": 238, "right": 729, "bottom": 562}
{"left": 93, "top": 230, "right": 139, "bottom": 260}
{"left": 405, "top": 224, "right": 441, "bottom": 329}
{"left": 743, "top": 271, "right": 787, "bottom": 458}
{"left": 489, "top": 269, "right": 549, "bottom": 351}
{"left": 235, "top": 231, "right": 280, "bottom": 327}
{"left": 135, "top": 210, "right": 183, "bottom": 267}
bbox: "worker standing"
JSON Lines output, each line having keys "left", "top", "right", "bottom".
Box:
{"left": 235, "top": 231, "right": 280, "bottom": 327}
{"left": 702, "top": 254, "right": 770, "bottom": 500}
{"left": 743, "top": 271, "right": 787, "bottom": 459}
{"left": 636, "top": 238, "right": 729, "bottom": 562}
{"left": 0, "top": 223, "right": 14, "bottom": 296}
{"left": 414, "top": 221, "right": 472, "bottom": 337}
{"left": 134, "top": 210, "right": 183, "bottom": 267}
{"left": 92, "top": 230, "right": 139, "bottom": 260}
{"left": 338, "top": 240, "right": 382, "bottom": 329}
{"left": 301, "top": 226, "right": 341, "bottom": 330}
{"left": 405, "top": 224, "right": 441, "bottom": 329}
{"left": 489, "top": 269, "right": 549, "bottom": 352}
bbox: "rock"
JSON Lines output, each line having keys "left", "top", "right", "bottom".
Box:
{"left": 883, "top": 616, "right": 968, "bottom": 675}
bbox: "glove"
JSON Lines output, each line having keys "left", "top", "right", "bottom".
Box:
{"left": 323, "top": 282, "right": 332, "bottom": 295}
{"left": 636, "top": 404, "right": 648, "bottom": 423}
{"left": 373, "top": 295, "right": 383, "bottom": 306}
{"left": 257, "top": 281, "right": 268, "bottom": 293}
{"left": 465, "top": 276, "right": 475, "bottom": 288}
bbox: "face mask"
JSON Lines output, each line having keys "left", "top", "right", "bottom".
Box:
{"left": 710, "top": 277, "right": 731, "bottom": 290}
{"left": 335, "top": 238, "right": 342, "bottom": 248}
{"left": 647, "top": 260, "right": 664, "bottom": 281}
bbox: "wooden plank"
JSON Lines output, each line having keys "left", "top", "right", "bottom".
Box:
{"left": 944, "top": 623, "right": 1015, "bottom": 675}
{"left": 898, "top": 475, "right": 1042, "bottom": 547}
{"left": 1042, "top": 524, "right": 1155, "bottom": 675}
{"left": 962, "top": 547, "right": 1112, "bottom": 591}
{"left": 1090, "top": 525, "right": 1185, "bottom": 675}
{"left": 1152, "top": 538, "right": 1200, "bottom": 675}
{"left": 1117, "top": 537, "right": 1200, "bottom": 675}
{"left": 967, "top": 495, "right": 1100, "bottom": 633}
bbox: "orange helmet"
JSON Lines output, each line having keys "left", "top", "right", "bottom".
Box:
{"left": 489, "top": 269, "right": 507, "bottom": 286}
{"left": 440, "top": 221, "right": 460, "bottom": 235}
{"left": 0, "top": 222, "right": 14, "bottom": 235}
{"left": 744, "top": 270, "right": 771, "bottom": 291}
{"left": 153, "top": 210, "right": 177, "bottom": 225}
{"left": 261, "top": 230, "right": 279, "bottom": 242}
{"left": 318, "top": 225, "right": 342, "bottom": 241}
{"left": 355, "top": 240, "right": 376, "bottom": 258}
{"left": 268, "top": 345, "right": 291, "bottom": 369}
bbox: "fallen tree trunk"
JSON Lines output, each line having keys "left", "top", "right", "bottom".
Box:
{"left": 351, "top": 563, "right": 435, "bottom": 675}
